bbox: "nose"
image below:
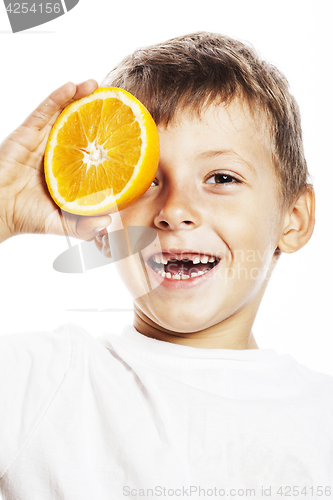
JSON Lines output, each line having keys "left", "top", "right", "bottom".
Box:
{"left": 153, "top": 187, "right": 201, "bottom": 231}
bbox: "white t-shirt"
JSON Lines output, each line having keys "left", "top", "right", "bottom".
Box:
{"left": 0, "top": 323, "right": 332, "bottom": 500}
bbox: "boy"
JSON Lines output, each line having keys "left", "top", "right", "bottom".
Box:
{"left": 0, "top": 32, "right": 332, "bottom": 499}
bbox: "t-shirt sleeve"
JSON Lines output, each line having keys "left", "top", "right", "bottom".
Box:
{"left": 0, "top": 325, "right": 72, "bottom": 478}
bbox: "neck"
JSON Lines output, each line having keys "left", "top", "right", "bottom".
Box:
{"left": 133, "top": 304, "right": 259, "bottom": 350}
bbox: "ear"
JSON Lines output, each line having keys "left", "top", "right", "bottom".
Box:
{"left": 278, "top": 185, "right": 315, "bottom": 254}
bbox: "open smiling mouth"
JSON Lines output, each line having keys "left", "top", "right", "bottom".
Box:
{"left": 147, "top": 254, "right": 221, "bottom": 280}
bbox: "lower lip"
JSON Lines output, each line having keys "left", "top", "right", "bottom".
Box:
{"left": 145, "top": 261, "right": 221, "bottom": 290}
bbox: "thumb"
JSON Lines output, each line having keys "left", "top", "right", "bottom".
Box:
{"left": 75, "top": 214, "right": 112, "bottom": 241}
{"left": 44, "top": 207, "right": 111, "bottom": 241}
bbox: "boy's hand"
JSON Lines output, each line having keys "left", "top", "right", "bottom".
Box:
{"left": 0, "top": 80, "right": 111, "bottom": 243}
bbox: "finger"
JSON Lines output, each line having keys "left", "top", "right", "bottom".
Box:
{"left": 71, "top": 80, "right": 99, "bottom": 101}
{"left": 21, "top": 82, "right": 77, "bottom": 131}
{"left": 94, "top": 235, "right": 103, "bottom": 253}
{"left": 21, "top": 79, "right": 98, "bottom": 132}
{"left": 46, "top": 207, "right": 111, "bottom": 240}
{"left": 76, "top": 214, "right": 112, "bottom": 241}
{"left": 39, "top": 80, "right": 99, "bottom": 133}
{"left": 1, "top": 83, "right": 77, "bottom": 155}
{"left": 94, "top": 233, "right": 112, "bottom": 258}
{"left": 44, "top": 80, "right": 99, "bottom": 130}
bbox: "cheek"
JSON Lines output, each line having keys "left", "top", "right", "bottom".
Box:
{"left": 115, "top": 257, "right": 152, "bottom": 299}
{"left": 213, "top": 204, "right": 279, "bottom": 269}
{"left": 118, "top": 199, "right": 152, "bottom": 227}
{"left": 234, "top": 224, "right": 281, "bottom": 291}
{"left": 114, "top": 231, "right": 164, "bottom": 300}
{"left": 118, "top": 207, "right": 137, "bottom": 227}
{"left": 115, "top": 257, "right": 165, "bottom": 301}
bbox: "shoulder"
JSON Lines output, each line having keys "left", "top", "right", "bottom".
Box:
{"left": 292, "top": 359, "right": 333, "bottom": 391}
{"left": 0, "top": 322, "right": 97, "bottom": 373}
{"left": 0, "top": 325, "right": 73, "bottom": 386}
{"left": 287, "top": 358, "right": 333, "bottom": 419}
{"left": 0, "top": 324, "right": 71, "bottom": 357}
{"left": 0, "top": 323, "right": 93, "bottom": 478}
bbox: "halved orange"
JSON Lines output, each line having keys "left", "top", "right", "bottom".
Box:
{"left": 44, "top": 87, "right": 159, "bottom": 215}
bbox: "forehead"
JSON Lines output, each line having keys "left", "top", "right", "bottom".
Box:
{"left": 159, "top": 98, "right": 273, "bottom": 168}
{"left": 159, "top": 98, "right": 270, "bottom": 149}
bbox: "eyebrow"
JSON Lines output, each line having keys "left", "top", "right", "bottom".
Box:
{"left": 196, "top": 149, "right": 255, "bottom": 173}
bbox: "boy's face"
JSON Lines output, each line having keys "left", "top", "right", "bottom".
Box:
{"left": 111, "top": 98, "right": 286, "bottom": 344}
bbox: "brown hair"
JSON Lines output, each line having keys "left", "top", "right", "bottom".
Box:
{"left": 101, "top": 31, "right": 310, "bottom": 209}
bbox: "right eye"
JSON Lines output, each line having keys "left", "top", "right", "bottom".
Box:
{"left": 150, "top": 177, "right": 158, "bottom": 187}
{"left": 205, "top": 172, "right": 240, "bottom": 184}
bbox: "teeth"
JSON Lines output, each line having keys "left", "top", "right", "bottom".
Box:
{"left": 152, "top": 254, "right": 218, "bottom": 265}
{"left": 153, "top": 254, "right": 216, "bottom": 268}
{"left": 154, "top": 268, "right": 211, "bottom": 279}
{"left": 153, "top": 255, "right": 168, "bottom": 265}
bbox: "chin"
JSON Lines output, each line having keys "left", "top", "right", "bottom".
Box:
{"left": 139, "top": 301, "right": 219, "bottom": 334}
{"left": 115, "top": 256, "right": 164, "bottom": 300}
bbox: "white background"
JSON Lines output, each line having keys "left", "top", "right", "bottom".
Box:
{"left": 0, "top": 0, "right": 332, "bottom": 374}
